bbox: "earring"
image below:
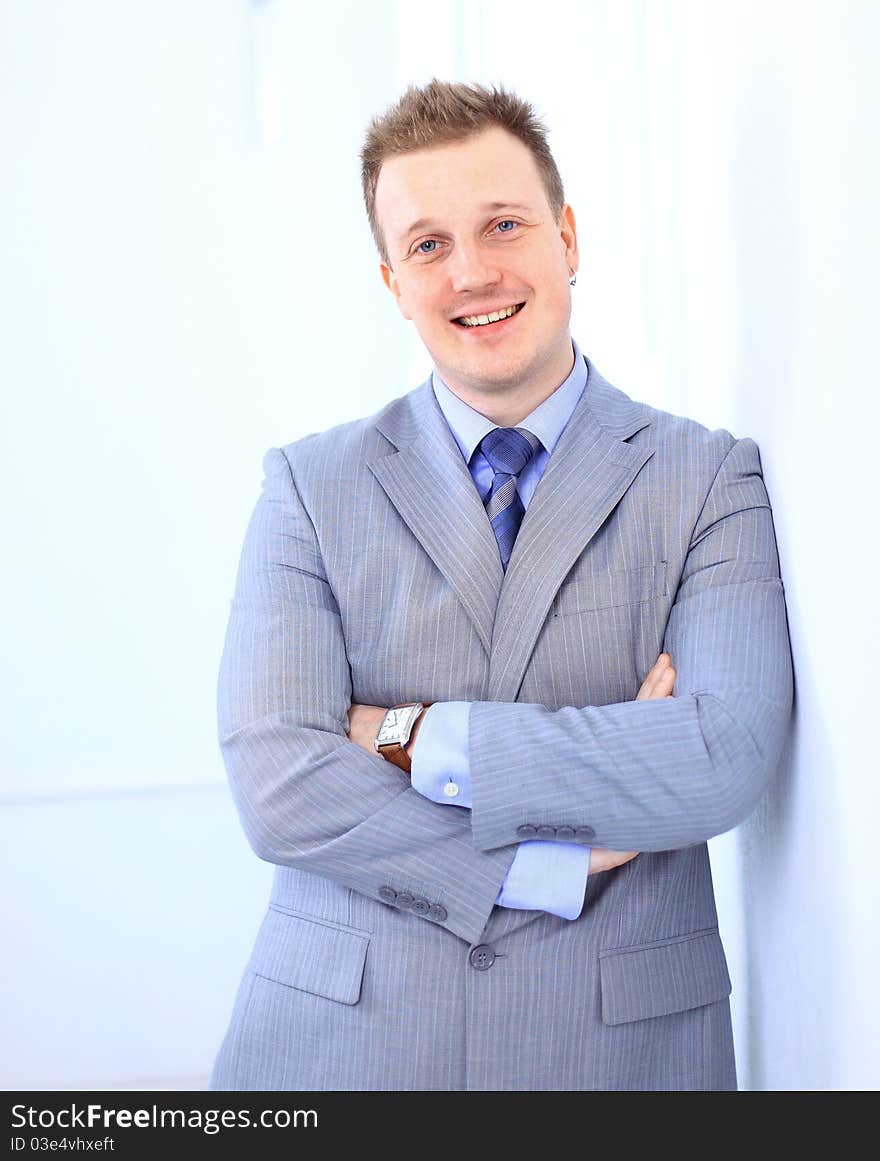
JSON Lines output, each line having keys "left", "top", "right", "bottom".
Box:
{"left": 569, "top": 273, "right": 577, "bottom": 286}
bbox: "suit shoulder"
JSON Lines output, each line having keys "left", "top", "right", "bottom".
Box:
{"left": 643, "top": 400, "right": 741, "bottom": 455}
{"left": 640, "top": 401, "right": 765, "bottom": 482}
{"left": 649, "top": 412, "right": 767, "bottom": 495}
{"left": 585, "top": 364, "right": 765, "bottom": 491}
{"left": 592, "top": 368, "right": 751, "bottom": 459}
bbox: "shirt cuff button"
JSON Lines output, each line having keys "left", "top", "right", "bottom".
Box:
{"left": 442, "top": 782, "right": 460, "bottom": 798}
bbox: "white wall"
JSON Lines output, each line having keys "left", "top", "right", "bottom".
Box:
{"left": 2, "top": 0, "right": 877, "bottom": 1089}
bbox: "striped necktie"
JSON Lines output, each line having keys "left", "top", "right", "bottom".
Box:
{"left": 479, "top": 426, "right": 542, "bottom": 570}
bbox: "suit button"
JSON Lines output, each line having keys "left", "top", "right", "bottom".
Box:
{"left": 378, "top": 886, "right": 397, "bottom": 904}
{"left": 410, "top": 897, "right": 430, "bottom": 916}
{"left": 537, "top": 825, "right": 556, "bottom": 839}
{"left": 556, "top": 826, "right": 576, "bottom": 840}
{"left": 428, "top": 904, "right": 448, "bottom": 922}
{"left": 396, "top": 892, "right": 415, "bottom": 909}
{"left": 469, "top": 944, "right": 496, "bottom": 971}
{"left": 575, "top": 826, "right": 595, "bottom": 843}
{"left": 516, "top": 824, "right": 538, "bottom": 838}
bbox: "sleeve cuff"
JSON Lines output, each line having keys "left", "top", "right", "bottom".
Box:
{"left": 409, "top": 702, "right": 473, "bottom": 808}
{"left": 496, "top": 841, "right": 591, "bottom": 920}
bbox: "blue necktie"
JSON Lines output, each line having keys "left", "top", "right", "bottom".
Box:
{"left": 479, "top": 427, "right": 541, "bottom": 570}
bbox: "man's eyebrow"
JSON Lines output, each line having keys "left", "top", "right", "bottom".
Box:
{"left": 398, "top": 202, "right": 536, "bottom": 243}
{"left": 482, "top": 201, "right": 534, "bottom": 214}
{"left": 399, "top": 217, "right": 434, "bottom": 242}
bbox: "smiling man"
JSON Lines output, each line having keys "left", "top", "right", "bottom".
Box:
{"left": 376, "top": 125, "right": 578, "bottom": 423}
{"left": 210, "top": 81, "right": 792, "bottom": 1091}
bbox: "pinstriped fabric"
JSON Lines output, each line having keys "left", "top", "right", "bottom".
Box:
{"left": 598, "top": 929, "right": 731, "bottom": 1025}
{"left": 215, "top": 436, "right": 514, "bottom": 949}
{"left": 250, "top": 906, "right": 369, "bottom": 1005}
{"left": 468, "top": 431, "right": 792, "bottom": 856}
{"left": 210, "top": 355, "right": 791, "bottom": 1091}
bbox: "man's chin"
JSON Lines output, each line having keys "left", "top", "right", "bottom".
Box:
{"left": 439, "top": 352, "right": 536, "bottom": 397}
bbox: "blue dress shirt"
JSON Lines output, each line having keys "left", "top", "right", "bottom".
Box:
{"left": 410, "top": 339, "right": 592, "bottom": 920}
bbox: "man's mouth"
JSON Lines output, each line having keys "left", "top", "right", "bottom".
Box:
{"left": 453, "top": 302, "right": 525, "bottom": 328}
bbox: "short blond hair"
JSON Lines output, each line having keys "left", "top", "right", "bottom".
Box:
{"left": 361, "top": 79, "right": 565, "bottom": 264}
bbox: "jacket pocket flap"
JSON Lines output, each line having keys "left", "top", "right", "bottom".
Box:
{"left": 599, "top": 928, "right": 731, "bottom": 1025}
{"left": 553, "top": 562, "right": 668, "bottom": 615}
{"left": 249, "top": 906, "right": 370, "bottom": 1006}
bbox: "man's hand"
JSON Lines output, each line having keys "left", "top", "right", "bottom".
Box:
{"left": 635, "top": 651, "right": 675, "bottom": 701}
{"left": 346, "top": 652, "right": 676, "bottom": 875}
{"left": 346, "top": 703, "right": 389, "bottom": 755}
{"left": 590, "top": 652, "right": 675, "bottom": 873}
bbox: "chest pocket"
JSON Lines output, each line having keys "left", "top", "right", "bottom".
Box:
{"left": 521, "top": 561, "right": 670, "bottom": 710}
{"left": 551, "top": 561, "right": 668, "bottom": 617}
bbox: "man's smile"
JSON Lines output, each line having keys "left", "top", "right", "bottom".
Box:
{"left": 453, "top": 302, "right": 526, "bottom": 328}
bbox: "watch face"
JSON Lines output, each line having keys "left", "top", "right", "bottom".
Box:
{"left": 376, "top": 709, "right": 405, "bottom": 745}
{"left": 376, "top": 704, "right": 421, "bottom": 747}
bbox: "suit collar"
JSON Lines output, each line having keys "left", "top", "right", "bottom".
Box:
{"left": 374, "top": 353, "right": 650, "bottom": 449}
{"left": 429, "top": 338, "right": 590, "bottom": 464}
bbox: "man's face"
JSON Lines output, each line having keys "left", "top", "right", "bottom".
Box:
{"left": 375, "top": 127, "right": 579, "bottom": 402}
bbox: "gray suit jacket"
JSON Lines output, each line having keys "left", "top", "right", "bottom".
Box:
{"left": 210, "top": 356, "right": 792, "bottom": 1091}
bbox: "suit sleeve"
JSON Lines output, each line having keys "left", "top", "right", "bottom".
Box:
{"left": 412, "top": 703, "right": 592, "bottom": 917}
{"left": 217, "top": 447, "right": 515, "bottom": 945}
{"left": 468, "top": 436, "right": 794, "bottom": 853}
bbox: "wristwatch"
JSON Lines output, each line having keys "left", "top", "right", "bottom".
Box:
{"left": 374, "top": 702, "right": 431, "bottom": 773}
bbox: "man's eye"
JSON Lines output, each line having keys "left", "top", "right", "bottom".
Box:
{"left": 416, "top": 239, "right": 438, "bottom": 254}
{"left": 495, "top": 220, "right": 517, "bottom": 233}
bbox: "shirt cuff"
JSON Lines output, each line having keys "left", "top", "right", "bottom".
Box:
{"left": 496, "top": 841, "right": 591, "bottom": 920}
{"left": 409, "top": 702, "right": 473, "bottom": 808}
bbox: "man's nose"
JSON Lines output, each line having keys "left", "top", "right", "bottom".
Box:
{"left": 448, "top": 240, "right": 501, "bottom": 293}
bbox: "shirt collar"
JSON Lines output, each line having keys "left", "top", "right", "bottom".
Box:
{"left": 431, "top": 338, "right": 588, "bottom": 465}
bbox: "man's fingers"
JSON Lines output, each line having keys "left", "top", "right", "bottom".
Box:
{"left": 589, "top": 849, "right": 639, "bottom": 874}
{"left": 635, "top": 654, "right": 675, "bottom": 701}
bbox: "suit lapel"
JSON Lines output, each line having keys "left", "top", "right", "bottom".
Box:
{"left": 487, "top": 363, "right": 655, "bottom": 701}
{"left": 367, "top": 361, "right": 654, "bottom": 681}
{"left": 368, "top": 380, "right": 503, "bottom": 656}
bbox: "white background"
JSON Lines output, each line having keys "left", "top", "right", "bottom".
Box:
{"left": 2, "top": 0, "right": 877, "bottom": 1089}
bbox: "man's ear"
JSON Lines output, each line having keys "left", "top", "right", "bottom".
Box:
{"left": 380, "top": 260, "right": 412, "bottom": 320}
{"left": 559, "top": 204, "right": 579, "bottom": 279}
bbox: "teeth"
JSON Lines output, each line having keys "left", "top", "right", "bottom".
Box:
{"left": 458, "top": 304, "right": 519, "bottom": 327}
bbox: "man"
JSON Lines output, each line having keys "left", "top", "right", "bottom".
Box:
{"left": 210, "top": 81, "right": 792, "bottom": 1091}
